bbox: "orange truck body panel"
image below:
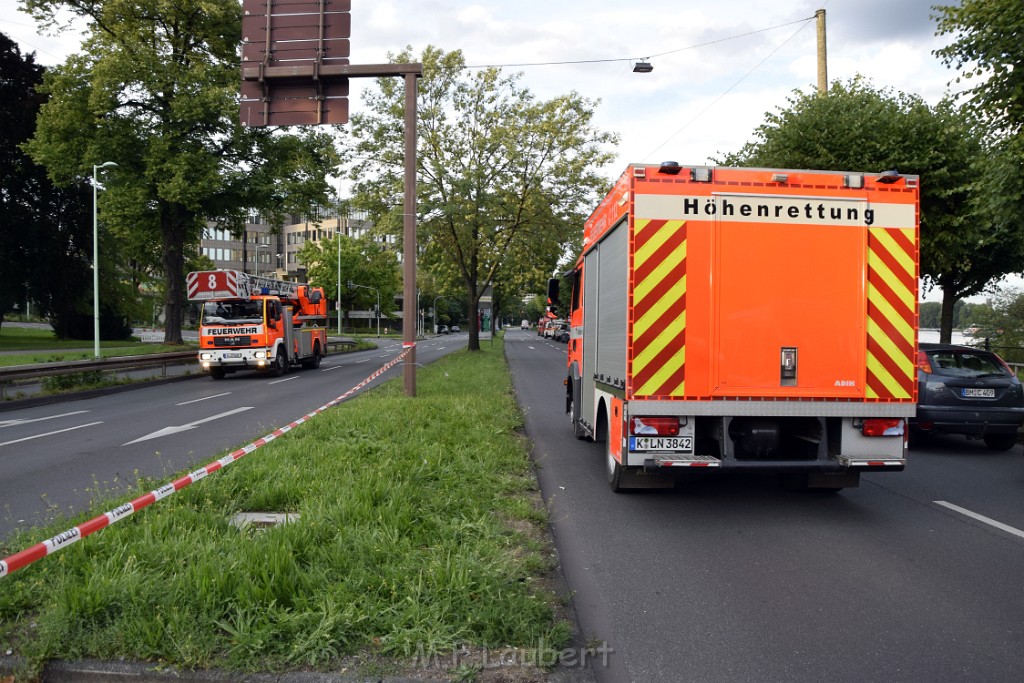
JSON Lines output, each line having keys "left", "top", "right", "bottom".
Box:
{"left": 564, "top": 164, "right": 919, "bottom": 488}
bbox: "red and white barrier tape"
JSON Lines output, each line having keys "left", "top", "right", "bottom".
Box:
{"left": 0, "top": 348, "right": 411, "bottom": 579}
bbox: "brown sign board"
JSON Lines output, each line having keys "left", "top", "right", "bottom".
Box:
{"left": 240, "top": 0, "right": 351, "bottom": 127}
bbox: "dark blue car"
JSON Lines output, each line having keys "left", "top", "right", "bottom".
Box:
{"left": 912, "top": 343, "right": 1024, "bottom": 450}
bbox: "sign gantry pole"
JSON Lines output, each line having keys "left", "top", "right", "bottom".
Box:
{"left": 240, "top": 0, "right": 421, "bottom": 396}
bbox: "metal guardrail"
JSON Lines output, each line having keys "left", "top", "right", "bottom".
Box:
{"left": 0, "top": 338, "right": 359, "bottom": 401}
{"left": 0, "top": 351, "right": 198, "bottom": 400}
{"left": 0, "top": 351, "right": 197, "bottom": 382}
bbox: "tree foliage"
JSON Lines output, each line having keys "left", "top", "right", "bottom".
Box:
{"left": 20, "top": 0, "right": 340, "bottom": 344}
{"left": 719, "top": 77, "right": 1024, "bottom": 342}
{"left": 968, "top": 290, "right": 1024, "bottom": 363}
{"left": 296, "top": 234, "right": 401, "bottom": 331}
{"left": 0, "top": 31, "right": 124, "bottom": 337}
{"left": 918, "top": 300, "right": 983, "bottom": 330}
{"left": 933, "top": 0, "right": 1024, "bottom": 141}
{"left": 349, "top": 46, "right": 617, "bottom": 349}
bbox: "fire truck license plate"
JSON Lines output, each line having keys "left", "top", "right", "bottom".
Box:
{"left": 224, "top": 352, "right": 242, "bottom": 358}
{"left": 630, "top": 436, "right": 694, "bottom": 452}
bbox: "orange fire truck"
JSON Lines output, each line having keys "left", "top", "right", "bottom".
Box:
{"left": 553, "top": 163, "right": 919, "bottom": 491}
{"left": 187, "top": 270, "right": 328, "bottom": 379}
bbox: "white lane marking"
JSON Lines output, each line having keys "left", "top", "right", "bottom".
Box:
{"left": 934, "top": 501, "right": 1024, "bottom": 540}
{"left": 0, "top": 410, "right": 90, "bottom": 429}
{"left": 0, "top": 422, "right": 105, "bottom": 448}
{"left": 528, "top": 346, "right": 536, "bottom": 350}
{"left": 321, "top": 365, "right": 342, "bottom": 372}
{"left": 122, "top": 407, "right": 254, "bottom": 446}
{"left": 177, "top": 392, "right": 231, "bottom": 406}
{"left": 356, "top": 358, "right": 371, "bottom": 363}
{"left": 268, "top": 375, "right": 300, "bottom": 385}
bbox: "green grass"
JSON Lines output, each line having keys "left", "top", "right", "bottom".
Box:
{"left": 0, "top": 326, "right": 193, "bottom": 367}
{"left": 0, "top": 339, "right": 567, "bottom": 677}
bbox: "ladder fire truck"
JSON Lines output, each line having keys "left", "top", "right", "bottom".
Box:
{"left": 553, "top": 163, "right": 919, "bottom": 492}
{"left": 187, "top": 270, "right": 328, "bottom": 379}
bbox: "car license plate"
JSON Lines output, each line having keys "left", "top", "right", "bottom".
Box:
{"left": 224, "top": 352, "right": 242, "bottom": 359}
{"left": 962, "top": 388, "right": 995, "bottom": 398}
{"left": 630, "top": 436, "right": 694, "bottom": 452}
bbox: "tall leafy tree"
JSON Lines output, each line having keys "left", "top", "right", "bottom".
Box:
{"left": 349, "top": 46, "right": 617, "bottom": 350}
{"left": 20, "top": 0, "right": 340, "bottom": 344}
{"left": 719, "top": 77, "right": 1023, "bottom": 342}
{"left": 933, "top": 0, "right": 1024, "bottom": 141}
{"left": 0, "top": 31, "right": 101, "bottom": 335}
{"left": 933, "top": 0, "right": 1024, "bottom": 325}
{"left": 297, "top": 234, "right": 401, "bottom": 331}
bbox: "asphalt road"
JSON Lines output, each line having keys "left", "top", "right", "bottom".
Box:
{"left": 505, "top": 328, "right": 1024, "bottom": 683}
{"left": 0, "top": 335, "right": 463, "bottom": 540}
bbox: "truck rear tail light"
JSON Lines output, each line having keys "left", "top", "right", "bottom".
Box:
{"left": 916, "top": 351, "right": 933, "bottom": 374}
{"left": 630, "top": 416, "right": 679, "bottom": 436}
{"left": 861, "top": 419, "right": 904, "bottom": 437}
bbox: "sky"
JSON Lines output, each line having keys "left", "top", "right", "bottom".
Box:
{"left": 0, "top": 0, "right": 1000, "bottom": 302}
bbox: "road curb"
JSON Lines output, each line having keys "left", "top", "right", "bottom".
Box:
{"left": 0, "top": 656, "right": 448, "bottom": 682}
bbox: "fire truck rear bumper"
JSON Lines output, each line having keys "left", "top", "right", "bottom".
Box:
{"left": 641, "top": 456, "right": 904, "bottom": 473}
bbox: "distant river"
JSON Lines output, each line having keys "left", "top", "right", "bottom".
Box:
{"left": 919, "top": 329, "right": 970, "bottom": 345}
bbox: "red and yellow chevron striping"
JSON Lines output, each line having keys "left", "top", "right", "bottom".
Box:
{"left": 866, "top": 226, "right": 916, "bottom": 400}
{"left": 631, "top": 218, "right": 688, "bottom": 398}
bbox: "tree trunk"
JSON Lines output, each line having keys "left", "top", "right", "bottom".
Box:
{"left": 466, "top": 280, "right": 480, "bottom": 351}
{"left": 161, "top": 204, "right": 188, "bottom": 345}
{"left": 939, "top": 288, "right": 957, "bottom": 344}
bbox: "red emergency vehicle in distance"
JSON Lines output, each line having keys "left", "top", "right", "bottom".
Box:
{"left": 187, "top": 270, "right": 327, "bottom": 379}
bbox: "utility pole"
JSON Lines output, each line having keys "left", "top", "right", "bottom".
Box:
{"left": 816, "top": 9, "right": 827, "bottom": 96}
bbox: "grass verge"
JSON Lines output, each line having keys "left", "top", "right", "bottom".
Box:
{"left": 0, "top": 326, "right": 193, "bottom": 367}
{"left": 0, "top": 338, "right": 567, "bottom": 679}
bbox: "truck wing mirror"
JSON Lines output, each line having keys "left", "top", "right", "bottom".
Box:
{"left": 547, "top": 278, "right": 561, "bottom": 307}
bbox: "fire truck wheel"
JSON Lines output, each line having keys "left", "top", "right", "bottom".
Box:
{"left": 271, "top": 349, "right": 287, "bottom": 377}
{"left": 209, "top": 367, "right": 226, "bottom": 380}
{"left": 605, "top": 425, "right": 626, "bottom": 492}
{"left": 302, "top": 345, "right": 322, "bottom": 370}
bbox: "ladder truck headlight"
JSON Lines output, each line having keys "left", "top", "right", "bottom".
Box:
{"left": 200, "top": 352, "right": 213, "bottom": 361}
{"left": 254, "top": 351, "right": 266, "bottom": 359}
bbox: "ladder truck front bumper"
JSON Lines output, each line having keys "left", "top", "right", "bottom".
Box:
{"left": 198, "top": 348, "right": 273, "bottom": 372}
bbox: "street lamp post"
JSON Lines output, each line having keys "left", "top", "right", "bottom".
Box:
{"left": 92, "top": 161, "right": 118, "bottom": 358}
{"left": 336, "top": 229, "right": 342, "bottom": 334}
{"left": 348, "top": 281, "right": 380, "bottom": 337}
{"left": 433, "top": 296, "right": 449, "bottom": 335}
